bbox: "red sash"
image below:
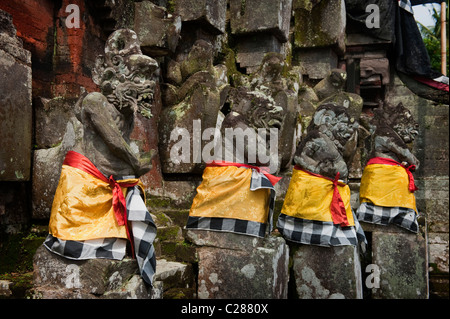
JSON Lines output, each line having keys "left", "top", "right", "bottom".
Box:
{"left": 206, "top": 160, "right": 282, "bottom": 186}
{"left": 366, "top": 157, "right": 418, "bottom": 192}
{"left": 294, "top": 165, "right": 349, "bottom": 227}
{"left": 63, "top": 151, "right": 139, "bottom": 256}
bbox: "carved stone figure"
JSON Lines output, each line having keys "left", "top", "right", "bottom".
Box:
{"left": 357, "top": 101, "right": 420, "bottom": 232}
{"left": 370, "top": 101, "right": 419, "bottom": 168}
{"left": 80, "top": 28, "right": 159, "bottom": 178}
{"left": 278, "top": 103, "right": 366, "bottom": 247}
{"left": 43, "top": 29, "right": 159, "bottom": 288}
{"left": 293, "top": 103, "right": 358, "bottom": 181}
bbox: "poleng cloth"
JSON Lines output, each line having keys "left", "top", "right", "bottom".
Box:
{"left": 359, "top": 157, "right": 417, "bottom": 212}
{"left": 280, "top": 167, "right": 355, "bottom": 227}
{"left": 187, "top": 161, "right": 280, "bottom": 237}
{"left": 49, "top": 151, "right": 143, "bottom": 244}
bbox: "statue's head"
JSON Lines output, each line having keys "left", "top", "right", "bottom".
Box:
{"left": 374, "top": 101, "right": 419, "bottom": 143}
{"left": 92, "top": 29, "right": 159, "bottom": 118}
{"left": 312, "top": 103, "right": 357, "bottom": 146}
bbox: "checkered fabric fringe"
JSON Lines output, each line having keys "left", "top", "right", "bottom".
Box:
{"left": 399, "top": 0, "right": 414, "bottom": 14}
{"left": 277, "top": 212, "right": 367, "bottom": 248}
{"left": 44, "top": 186, "right": 157, "bottom": 287}
{"left": 356, "top": 202, "right": 419, "bottom": 233}
{"left": 186, "top": 169, "right": 276, "bottom": 238}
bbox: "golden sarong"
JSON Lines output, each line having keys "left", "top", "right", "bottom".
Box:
{"left": 280, "top": 168, "right": 355, "bottom": 226}
{"left": 49, "top": 164, "right": 141, "bottom": 241}
{"left": 360, "top": 163, "right": 417, "bottom": 212}
{"left": 189, "top": 166, "right": 271, "bottom": 224}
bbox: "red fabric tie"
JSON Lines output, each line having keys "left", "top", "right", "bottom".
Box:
{"left": 294, "top": 166, "right": 349, "bottom": 227}
{"left": 206, "top": 160, "right": 282, "bottom": 186}
{"left": 63, "top": 151, "right": 138, "bottom": 257}
{"left": 366, "top": 157, "right": 418, "bottom": 192}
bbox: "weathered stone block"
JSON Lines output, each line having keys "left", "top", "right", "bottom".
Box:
{"left": 187, "top": 231, "right": 289, "bottom": 299}
{"left": 34, "top": 96, "right": 81, "bottom": 149}
{"left": 154, "top": 258, "right": 196, "bottom": 298}
{"left": 134, "top": 1, "right": 181, "bottom": 56}
{"left": 293, "top": 0, "right": 346, "bottom": 54}
{"left": 295, "top": 47, "right": 338, "bottom": 80}
{"left": 32, "top": 245, "right": 159, "bottom": 299}
{"left": 291, "top": 244, "right": 363, "bottom": 299}
{"left": 0, "top": 10, "right": 32, "bottom": 181}
{"left": 236, "top": 33, "right": 284, "bottom": 74}
{"left": 371, "top": 229, "right": 428, "bottom": 299}
{"left": 230, "top": 0, "right": 292, "bottom": 42}
{"left": 175, "top": 0, "right": 227, "bottom": 34}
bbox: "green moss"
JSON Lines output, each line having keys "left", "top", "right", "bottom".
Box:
{"left": 146, "top": 194, "right": 174, "bottom": 209}
{"left": 157, "top": 226, "right": 181, "bottom": 242}
{"left": 167, "top": 0, "right": 176, "bottom": 13}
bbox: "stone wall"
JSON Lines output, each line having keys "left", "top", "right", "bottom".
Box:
{"left": 0, "top": 0, "right": 448, "bottom": 299}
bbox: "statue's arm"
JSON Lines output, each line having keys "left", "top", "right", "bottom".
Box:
{"left": 374, "top": 135, "right": 420, "bottom": 168}
{"left": 82, "top": 93, "right": 150, "bottom": 175}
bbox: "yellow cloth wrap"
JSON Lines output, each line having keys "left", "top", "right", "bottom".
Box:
{"left": 360, "top": 163, "right": 417, "bottom": 212}
{"left": 189, "top": 166, "right": 271, "bottom": 224}
{"left": 280, "top": 169, "right": 355, "bottom": 226}
{"left": 49, "top": 165, "right": 140, "bottom": 241}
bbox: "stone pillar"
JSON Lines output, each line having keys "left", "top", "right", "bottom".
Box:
{"left": 229, "top": 0, "right": 292, "bottom": 74}
{"left": 290, "top": 244, "right": 363, "bottom": 299}
{"left": 187, "top": 231, "right": 290, "bottom": 299}
{"left": 363, "top": 223, "right": 429, "bottom": 299}
{"left": 0, "top": 9, "right": 32, "bottom": 182}
{"left": 292, "top": 0, "right": 346, "bottom": 80}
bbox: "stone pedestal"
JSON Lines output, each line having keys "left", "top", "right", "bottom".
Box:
{"left": 0, "top": 9, "right": 32, "bottom": 182}
{"left": 32, "top": 245, "right": 159, "bottom": 299}
{"left": 290, "top": 244, "right": 363, "bottom": 299}
{"left": 362, "top": 223, "right": 429, "bottom": 299}
{"left": 32, "top": 245, "right": 195, "bottom": 299}
{"left": 186, "top": 230, "right": 289, "bottom": 299}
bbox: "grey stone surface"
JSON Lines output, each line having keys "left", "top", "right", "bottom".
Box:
{"left": 187, "top": 231, "right": 289, "bottom": 299}
{"left": 134, "top": 1, "right": 181, "bottom": 56}
{"left": 371, "top": 229, "right": 428, "bottom": 299}
{"left": 291, "top": 244, "right": 363, "bottom": 299}
{"left": 0, "top": 10, "right": 32, "bottom": 181}
{"left": 230, "top": 0, "right": 292, "bottom": 42}
{"left": 293, "top": 0, "right": 346, "bottom": 53}
{"left": 295, "top": 47, "right": 338, "bottom": 80}
{"left": 32, "top": 245, "right": 159, "bottom": 299}
{"left": 175, "top": 0, "right": 227, "bottom": 34}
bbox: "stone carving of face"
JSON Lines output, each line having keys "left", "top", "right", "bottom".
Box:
{"left": 313, "top": 104, "right": 357, "bottom": 147}
{"left": 92, "top": 29, "right": 159, "bottom": 118}
{"left": 374, "top": 101, "right": 419, "bottom": 144}
{"left": 248, "top": 95, "right": 284, "bottom": 130}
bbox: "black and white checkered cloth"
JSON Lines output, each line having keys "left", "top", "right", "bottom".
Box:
{"left": 44, "top": 186, "right": 157, "bottom": 287}
{"left": 356, "top": 202, "right": 419, "bottom": 233}
{"left": 277, "top": 212, "right": 367, "bottom": 248}
{"left": 186, "top": 169, "right": 276, "bottom": 238}
{"left": 399, "top": 0, "right": 414, "bottom": 14}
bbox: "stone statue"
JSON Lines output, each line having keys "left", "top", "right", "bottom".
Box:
{"left": 44, "top": 29, "right": 159, "bottom": 288}
{"left": 293, "top": 103, "right": 358, "bottom": 181}
{"left": 278, "top": 103, "right": 366, "bottom": 247}
{"left": 357, "top": 101, "right": 420, "bottom": 232}
{"left": 370, "top": 101, "right": 419, "bottom": 168}
{"left": 77, "top": 29, "right": 159, "bottom": 178}
{"left": 221, "top": 86, "right": 285, "bottom": 173}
